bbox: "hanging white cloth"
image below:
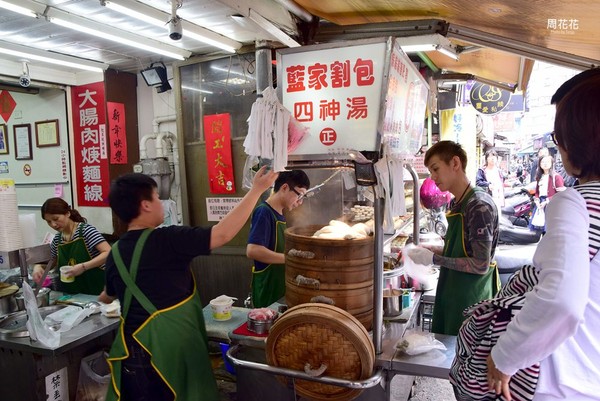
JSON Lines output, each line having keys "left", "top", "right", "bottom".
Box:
{"left": 244, "top": 87, "right": 290, "bottom": 172}
{"left": 373, "top": 154, "right": 395, "bottom": 233}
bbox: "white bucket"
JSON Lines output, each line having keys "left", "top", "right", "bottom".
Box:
{"left": 209, "top": 295, "right": 235, "bottom": 321}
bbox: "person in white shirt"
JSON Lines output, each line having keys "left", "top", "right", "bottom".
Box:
{"left": 486, "top": 69, "right": 600, "bottom": 400}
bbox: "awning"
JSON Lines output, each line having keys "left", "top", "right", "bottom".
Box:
{"left": 297, "top": 0, "right": 600, "bottom": 92}
{"left": 516, "top": 145, "right": 535, "bottom": 155}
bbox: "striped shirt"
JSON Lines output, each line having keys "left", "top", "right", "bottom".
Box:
{"left": 49, "top": 222, "right": 105, "bottom": 260}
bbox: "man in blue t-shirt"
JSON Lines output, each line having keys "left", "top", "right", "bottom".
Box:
{"left": 246, "top": 170, "right": 310, "bottom": 307}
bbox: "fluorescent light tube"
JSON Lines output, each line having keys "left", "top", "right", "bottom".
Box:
{"left": 103, "top": 0, "right": 239, "bottom": 53}
{"left": 436, "top": 45, "right": 460, "bottom": 61}
{"left": 50, "top": 17, "right": 186, "bottom": 60}
{"left": 0, "top": 42, "right": 108, "bottom": 72}
{"left": 0, "top": 0, "right": 37, "bottom": 17}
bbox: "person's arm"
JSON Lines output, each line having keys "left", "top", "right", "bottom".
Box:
{"left": 246, "top": 244, "right": 285, "bottom": 264}
{"left": 475, "top": 169, "right": 490, "bottom": 188}
{"left": 210, "top": 166, "right": 278, "bottom": 249}
{"left": 431, "top": 197, "right": 495, "bottom": 275}
{"left": 70, "top": 240, "right": 111, "bottom": 277}
{"left": 98, "top": 288, "right": 116, "bottom": 304}
{"left": 489, "top": 190, "right": 589, "bottom": 386}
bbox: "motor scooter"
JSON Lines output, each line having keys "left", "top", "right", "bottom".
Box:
{"left": 501, "top": 187, "right": 534, "bottom": 227}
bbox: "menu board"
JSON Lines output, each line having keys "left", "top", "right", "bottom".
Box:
{"left": 382, "top": 39, "right": 429, "bottom": 157}
{"left": 278, "top": 38, "right": 388, "bottom": 155}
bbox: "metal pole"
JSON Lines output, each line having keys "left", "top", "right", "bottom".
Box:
{"left": 373, "top": 196, "right": 384, "bottom": 354}
{"left": 255, "top": 40, "right": 273, "bottom": 94}
{"left": 406, "top": 165, "right": 420, "bottom": 245}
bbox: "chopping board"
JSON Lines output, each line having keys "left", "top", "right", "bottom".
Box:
{"left": 0, "top": 283, "right": 19, "bottom": 298}
{"left": 55, "top": 293, "right": 99, "bottom": 307}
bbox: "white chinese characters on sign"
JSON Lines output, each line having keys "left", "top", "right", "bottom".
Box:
{"left": 78, "top": 90, "right": 104, "bottom": 203}
{"left": 547, "top": 19, "right": 580, "bottom": 34}
{"left": 71, "top": 82, "right": 110, "bottom": 207}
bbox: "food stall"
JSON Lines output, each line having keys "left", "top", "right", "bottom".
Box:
{"left": 218, "top": 36, "right": 455, "bottom": 400}
{"left": 0, "top": 182, "right": 119, "bottom": 401}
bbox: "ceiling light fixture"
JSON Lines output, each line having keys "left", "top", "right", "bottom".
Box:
{"left": 433, "top": 71, "right": 516, "bottom": 92}
{"left": 49, "top": 15, "right": 188, "bottom": 60}
{"left": 102, "top": 0, "right": 240, "bottom": 53}
{"left": 0, "top": 0, "right": 37, "bottom": 17}
{"left": 397, "top": 34, "right": 460, "bottom": 61}
{"left": 0, "top": 41, "right": 108, "bottom": 72}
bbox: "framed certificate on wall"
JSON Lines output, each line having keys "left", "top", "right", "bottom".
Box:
{"left": 35, "top": 119, "right": 60, "bottom": 147}
{"left": 14, "top": 124, "right": 33, "bottom": 160}
{"left": 0, "top": 124, "right": 8, "bottom": 155}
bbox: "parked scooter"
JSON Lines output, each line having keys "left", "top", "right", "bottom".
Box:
{"left": 501, "top": 186, "right": 534, "bottom": 227}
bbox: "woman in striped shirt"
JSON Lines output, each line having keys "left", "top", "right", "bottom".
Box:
{"left": 486, "top": 69, "right": 600, "bottom": 400}
{"left": 33, "top": 198, "right": 110, "bottom": 295}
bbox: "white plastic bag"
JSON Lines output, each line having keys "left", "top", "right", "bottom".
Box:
{"left": 396, "top": 329, "right": 447, "bottom": 355}
{"left": 45, "top": 305, "right": 93, "bottom": 332}
{"left": 402, "top": 244, "right": 439, "bottom": 290}
{"left": 22, "top": 282, "right": 60, "bottom": 348}
{"left": 530, "top": 206, "right": 545, "bottom": 229}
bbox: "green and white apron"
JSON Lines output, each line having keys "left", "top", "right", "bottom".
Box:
{"left": 432, "top": 188, "right": 500, "bottom": 335}
{"left": 251, "top": 210, "right": 286, "bottom": 308}
{"left": 106, "top": 229, "right": 219, "bottom": 401}
{"left": 56, "top": 223, "right": 104, "bottom": 295}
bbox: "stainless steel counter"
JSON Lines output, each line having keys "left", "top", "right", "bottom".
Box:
{"left": 0, "top": 313, "right": 120, "bottom": 355}
{"left": 390, "top": 334, "right": 456, "bottom": 379}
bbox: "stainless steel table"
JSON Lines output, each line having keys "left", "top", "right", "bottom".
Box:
{"left": 0, "top": 312, "right": 119, "bottom": 401}
{"left": 390, "top": 334, "right": 456, "bottom": 379}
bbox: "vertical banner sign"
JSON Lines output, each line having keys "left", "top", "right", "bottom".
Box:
{"left": 382, "top": 40, "right": 429, "bottom": 157}
{"left": 71, "top": 82, "right": 110, "bottom": 207}
{"left": 107, "top": 102, "right": 128, "bottom": 164}
{"left": 204, "top": 113, "right": 235, "bottom": 194}
{"left": 279, "top": 40, "right": 387, "bottom": 155}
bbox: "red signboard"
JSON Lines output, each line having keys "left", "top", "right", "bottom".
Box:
{"left": 70, "top": 82, "right": 110, "bottom": 207}
{"left": 204, "top": 113, "right": 235, "bottom": 194}
{"left": 107, "top": 102, "right": 128, "bottom": 164}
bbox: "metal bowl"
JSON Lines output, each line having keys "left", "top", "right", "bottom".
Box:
{"left": 247, "top": 312, "right": 279, "bottom": 334}
{"left": 14, "top": 287, "right": 51, "bottom": 311}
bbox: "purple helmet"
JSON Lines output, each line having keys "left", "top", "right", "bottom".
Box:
{"left": 420, "top": 178, "right": 451, "bottom": 209}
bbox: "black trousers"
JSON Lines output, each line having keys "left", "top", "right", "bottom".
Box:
{"left": 121, "top": 342, "right": 173, "bottom": 401}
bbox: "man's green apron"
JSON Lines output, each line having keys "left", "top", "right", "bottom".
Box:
{"left": 251, "top": 207, "right": 286, "bottom": 308}
{"left": 56, "top": 223, "right": 104, "bottom": 295}
{"left": 432, "top": 188, "right": 500, "bottom": 335}
{"left": 106, "top": 229, "right": 219, "bottom": 401}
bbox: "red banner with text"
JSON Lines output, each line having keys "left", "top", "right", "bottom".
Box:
{"left": 107, "top": 102, "right": 128, "bottom": 164}
{"left": 204, "top": 113, "right": 235, "bottom": 194}
{"left": 70, "top": 82, "right": 110, "bottom": 207}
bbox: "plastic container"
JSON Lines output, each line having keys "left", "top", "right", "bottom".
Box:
{"left": 209, "top": 295, "right": 236, "bottom": 321}
{"left": 60, "top": 266, "right": 75, "bottom": 283}
{"left": 219, "top": 343, "right": 235, "bottom": 374}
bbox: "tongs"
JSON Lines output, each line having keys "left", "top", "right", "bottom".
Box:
{"left": 34, "top": 257, "right": 56, "bottom": 296}
{"left": 303, "top": 170, "right": 342, "bottom": 199}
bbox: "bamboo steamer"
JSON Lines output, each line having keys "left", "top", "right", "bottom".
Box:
{"left": 285, "top": 225, "right": 374, "bottom": 330}
{"left": 266, "top": 303, "right": 375, "bottom": 401}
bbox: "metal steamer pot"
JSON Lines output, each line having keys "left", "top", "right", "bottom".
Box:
{"left": 14, "top": 287, "right": 51, "bottom": 311}
{"left": 0, "top": 284, "right": 20, "bottom": 316}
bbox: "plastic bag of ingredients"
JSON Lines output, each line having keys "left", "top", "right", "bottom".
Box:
{"left": 75, "top": 351, "right": 110, "bottom": 401}
{"left": 396, "top": 329, "right": 447, "bottom": 355}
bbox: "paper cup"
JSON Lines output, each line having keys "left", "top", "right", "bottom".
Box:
{"left": 210, "top": 298, "right": 233, "bottom": 321}
{"left": 60, "top": 266, "right": 75, "bottom": 283}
